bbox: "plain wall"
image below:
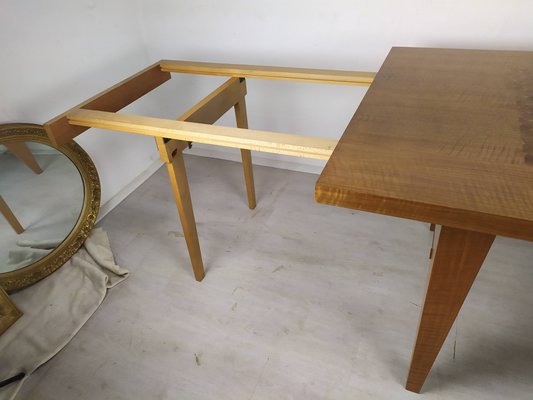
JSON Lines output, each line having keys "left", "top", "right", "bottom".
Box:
{"left": 2, "top": 0, "right": 533, "bottom": 213}
{"left": 139, "top": 0, "right": 533, "bottom": 171}
{"left": 0, "top": 0, "right": 159, "bottom": 212}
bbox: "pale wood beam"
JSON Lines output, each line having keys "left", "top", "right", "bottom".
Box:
{"left": 160, "top": 60, "right": 375, "bottom": 86}
{"left": 68, "top": 109, "right": 338, "bottom": 160}
{"left": 179, "top": 77, "right": 246, "bottom": 123}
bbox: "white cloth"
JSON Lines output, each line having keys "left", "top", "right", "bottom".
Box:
{"left": 6, "top": 248, "right": 52, "bottom": 271}
{"left": 15, "top": 238, "right": 63, "bottom": 249}
{"left": 3, "top": 239, "right": 62, "bottom": 273}
{"left": 0, "top": 228, "right": 128, "bottom": 400}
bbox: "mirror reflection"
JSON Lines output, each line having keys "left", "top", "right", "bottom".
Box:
{"left": 0, "top": 141, "right": 84, "bottom": 273}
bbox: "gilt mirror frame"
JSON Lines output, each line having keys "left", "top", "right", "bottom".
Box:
{"left": 0, "top": 123, "right": 100, "bottom": 292}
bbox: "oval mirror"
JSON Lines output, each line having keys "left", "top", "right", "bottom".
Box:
{"left": 0, "top": 124, "right": 100, "bottom": 292}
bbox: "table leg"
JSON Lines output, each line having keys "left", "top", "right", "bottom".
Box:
{"left": 166, "top": 149, "right": 205, "bottom": 281}
{"left": 239, "top": 149, "right": 256, "bottom": 209}
{"left": 0, "top": 196, "right": 24, "bottom": 234}
{"left": 4, "top": 142, "right": 42, "bottom": 174}
{"left": 234, "top": 97, "right": 257, "bottom": 210}
{"left": 406, "top": 225, "right": 495, "bottom": 392}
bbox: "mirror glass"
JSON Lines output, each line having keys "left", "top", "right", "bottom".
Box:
{"left": 0, "top": 141, "right": 84, "bottom": 273}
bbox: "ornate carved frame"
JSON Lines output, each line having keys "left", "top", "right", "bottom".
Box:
{"left": 0, "top": 123, "right": 100, "bottom": 292}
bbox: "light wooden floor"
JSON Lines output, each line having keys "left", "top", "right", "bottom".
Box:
{"left": 19, "top": 154, "right": 533, "bottom": 399}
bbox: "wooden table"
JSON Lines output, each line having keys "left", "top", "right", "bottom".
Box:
{"left": 45, "top": 48, "right": 533, "bottom": 393}
{"left": 315, "top": 47, "right": 533, "bottom": 392}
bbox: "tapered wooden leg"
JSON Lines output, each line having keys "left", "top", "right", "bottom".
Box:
{"left": 0, "top": 196, "right": 24, "bottom": 234}
{"left": 406, "top": 225, "right": 495, "bottom": 393}
{"left": 239, "top": 149, "right": 256, "bottom": 209}
{"left": 165, "top": 149, "right": 205, "bottom": 281}
{"left": 4, "top": 142, "right": 42, "bottom": 174}
{"left": 234, "top": 98, "right": 256, "bottom": 209}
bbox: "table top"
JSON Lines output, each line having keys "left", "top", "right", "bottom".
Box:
{"left": 315, "top": 47, "right": 533, "bottom": 241}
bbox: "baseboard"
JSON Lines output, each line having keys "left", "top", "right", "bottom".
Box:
{"left": 186, "top": 144, "right": 325, "bottom": 175}
{"left": 97, "top": 147, "right": 325, "bottom": 221}
{"left": 96, "top": 158, "right": 163, "bottom": 222}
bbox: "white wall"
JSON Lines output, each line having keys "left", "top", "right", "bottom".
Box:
{"left": 2, "top": 1, "right": 533, "bottom": 213}
{"left": 139, "top": 0, "right": 533, "bottom": 171}
{"left": 0, "top": 0, "right": 160, "bottom": 215}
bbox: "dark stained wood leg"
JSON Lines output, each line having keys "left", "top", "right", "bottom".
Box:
{"left": 406, "top": 225, "right": 495, "bottom": 393}
{"left": 4, "top": 142, "right": 42, "bottom": 174}
{"left": 234, "top": 97, "right": 257, "bottom": 209}
{"left": 165, "top": 148, "right": 205, "bottom": 281}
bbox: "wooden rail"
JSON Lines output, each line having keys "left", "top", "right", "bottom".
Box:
{"left": 67, "top": 109, "right": 337, "bottom": 160}
{"left": 179, "top": 77, "right": 247, "bottom": 124}
{"left": 44, "top": 60, "right": 375, "bottom": 145}
{"left": 160, "top": 60, "right": 375, "bottom": 86}
{"left": 45, "top": 62, "right": 170, "bottom": 145}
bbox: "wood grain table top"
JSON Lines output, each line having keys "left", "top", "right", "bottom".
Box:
{"left": 316, "top": 47, "right": 533, "bottom": 241}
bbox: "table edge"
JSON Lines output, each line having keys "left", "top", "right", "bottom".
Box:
{"left": 315, "top": 182, "right": 533, "bottom": 241}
